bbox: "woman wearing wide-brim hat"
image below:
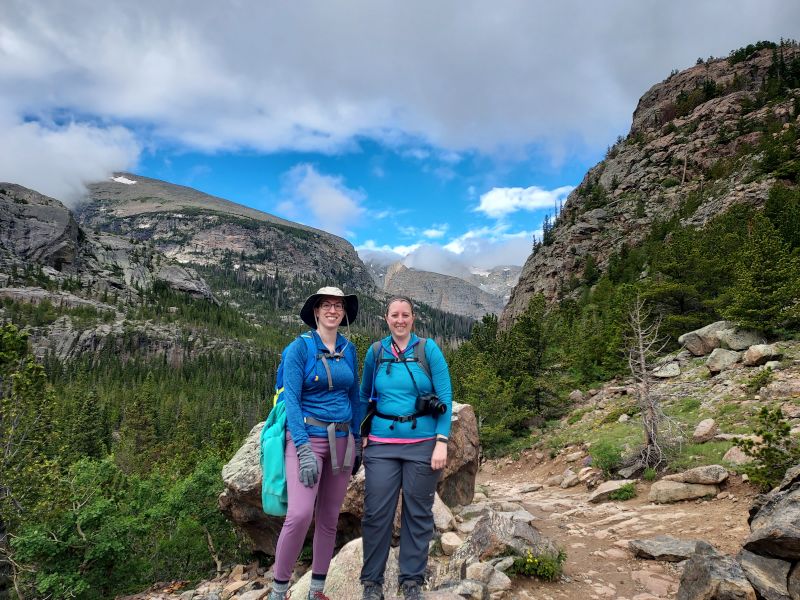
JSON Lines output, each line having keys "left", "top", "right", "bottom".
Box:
{"left": 269, "top": 286, "right": 361, "bottom": 600}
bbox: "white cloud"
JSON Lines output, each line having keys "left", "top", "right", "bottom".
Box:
{"left": 3, "top": 0, "right": 798, "bottom": 219}
{"left": 278, "top": 164, "right": 365, "bottom": 235}
{"left": 423, "top": 225, "right": 448, "bottom": 239}
{"left": 5, "top": 0, "right": 796, "bottom": 161}
{"left": 476, "top": 185, "right": 574, "bottom": 219}
{"left": 0, "top": 115, "right": 140, "bottom": 205}
{"left": 366, "top": 222, "right": 537, "bottom": 275}
{"left": 401, "top": 231, "right": 535, "bottom": 274}
{"left": 398, "top": 225, "right": 419, "bottom": 237}
{"left": 358, "top": 240, "right": 420, "bottom": 257}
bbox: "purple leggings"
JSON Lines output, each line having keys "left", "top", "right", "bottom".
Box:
{"left": 272, "top": 434, "right": 352, "bottom": 581}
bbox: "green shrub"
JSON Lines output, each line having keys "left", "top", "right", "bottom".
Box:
{"left": 643, "top": 467, "right": 658, "bottom": 481}
{"left": 746, "top": 367, "right": 774, "bottom": 394}
{"left": 738, "top": 406, "right": 800, "bottom": 491}
{"left": 608, "top": 482, "right": 637, "bottom": 501}
{"left": 590, "top": 440, "right": 624, "bottom": 476}
{"left": 510, "top": 548, "right": 567, "bottom": 581}
{"left": 601, "top": 404, "right": 638, "bottom": 424}
{"left": 662, "top": 177, "right": 680, "bottom": 188}
{"left": 567, "top": 408, "right": 590, "bottom": 425}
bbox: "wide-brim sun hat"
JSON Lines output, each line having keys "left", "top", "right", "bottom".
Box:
{"left": 300, "top": 286, "right": 358, "bottom": 328}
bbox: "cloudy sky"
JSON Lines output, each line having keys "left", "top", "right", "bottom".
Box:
{"left": 1, "top": 1, "right": 797, "bottom": 272}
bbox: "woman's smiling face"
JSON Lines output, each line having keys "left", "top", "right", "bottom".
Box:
{"left": 386, "top": 298, "right": 414, "bottom": 341}
{"left": 314, "top": 296, "right": 345, "bottom": 329}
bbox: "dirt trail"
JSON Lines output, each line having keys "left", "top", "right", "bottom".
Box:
{"left": 476, "top": 457, "right": 757, "bottom": 600}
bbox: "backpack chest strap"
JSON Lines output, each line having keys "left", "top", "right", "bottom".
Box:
{"left": 317, "top": 351, "right": 345, "bottom": 391}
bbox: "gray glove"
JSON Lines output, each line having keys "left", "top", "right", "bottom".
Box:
{"left": 296, "top": 443, "right": 319, "bottom": 488}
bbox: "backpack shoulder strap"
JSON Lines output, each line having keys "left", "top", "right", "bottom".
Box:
{"left": 299, "top": 332, "right": 318, "bottom": 380}
{"left": 371, "top": 341, "right": 383, "bottom": 362}
{"left": 414, "top": 338, "right": 431, "bottom": 381}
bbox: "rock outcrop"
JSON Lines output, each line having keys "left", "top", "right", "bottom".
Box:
{"left": 77, "top": 173, "right": 375, "bottom": 294}
{"left": 384, "top": 263, "right": 504, "bottom": 319}
{"left": 676, "top": 464, "right": 800, "bottom": 599}
{"left": 501, "top": 48, "right": 794, "bottom": 328}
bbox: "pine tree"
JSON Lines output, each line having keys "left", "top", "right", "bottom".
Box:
{"left": 115, "top": 372, "right": 159, "bottom": 474}
{"left": 723, "top": 214, "right": 800, "bottom": 332}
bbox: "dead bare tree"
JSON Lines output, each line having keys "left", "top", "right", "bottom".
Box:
{"left": 626, "top": 295, "right": 680, "bottom": 470}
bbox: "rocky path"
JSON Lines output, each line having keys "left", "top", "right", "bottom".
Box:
{"left": 476, "top": 462, "right": 756, "bottom": 600}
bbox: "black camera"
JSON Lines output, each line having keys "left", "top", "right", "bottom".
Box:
{"left": 415, "top": 393, "right": 446, "bottom": 416}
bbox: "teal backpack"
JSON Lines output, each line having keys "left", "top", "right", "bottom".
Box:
{"left": 260, "top": 332, "right": 355, "bottom": 516}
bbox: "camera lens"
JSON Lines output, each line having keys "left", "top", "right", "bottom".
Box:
{"left": 430, "top": 398, "right": 447, "bottom": 414}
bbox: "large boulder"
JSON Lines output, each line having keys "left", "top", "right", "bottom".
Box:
{"left": 744, "top": 466, "right": 800, "bottom": 560}
{"left": 587, "top": 479, "right": 636, "bottom": 503}
{"left": 677, "top": 543, "right": 756, "bottom": 600}
{"left": 706, "top": 348, "right": 740, "bottom": 374}
{"left": 653, "top": 362, "right": 681, "bottom": 378}
{"left": 219, "top": 404, "right": 479, "bottom": 554}
{"left": 678, "top": 321, "right": 733, "bottom": 356}
{"left": 743, "top": 344, "right": 783, "bottom": 367}
{"left": 629, "top": 535, "right": 704, "bottom": 562}
{"left": 717, "top": 328, "right": 765, "bottom": 351}
{"left": 218, "top": 422, "right": 286, "bottom": 555}
{"left": 649, "top": 480, "right": 719, "bottom": 504}
{"left": 663, "top": 465, "right": 729, "bottom": 485}
{"left": 691, "top": 420, "right": 719, "bottom": 443}
{"left": 437, "top": 403, "right": 480, "bottom": 507}
{"left": 290, "top": 537, "right": 400, "bottom": 599}
{"left": 440, "top": 510, "right": 558, "bottom": 586}
{"left": 738, "top": 549, "right": 791, "bottom": 600}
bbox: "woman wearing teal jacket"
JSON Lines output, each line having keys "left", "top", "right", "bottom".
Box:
{"left": 359, "top": 296, "right": 452, "bottom": 600}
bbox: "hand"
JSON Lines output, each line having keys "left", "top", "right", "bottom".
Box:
{"left": 296, "top": 443, "right": 319, "bottom": 488}
{"left": 362, "top": 437, "right": 369, "bottom": 449}
{"left": 351, "top": 443, "right": 363, "bottom": 476}
{"left": 431, "top": 441, "right": 447, "bottom": 470}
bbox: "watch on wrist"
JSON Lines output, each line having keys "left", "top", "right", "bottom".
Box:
{"left": 436, "top": 434, "right": 449, "bottom": 443}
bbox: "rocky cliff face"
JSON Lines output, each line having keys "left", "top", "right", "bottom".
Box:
{"left": 77, "top": 174, "right": 374, "bottom": 293}
{"left": 384, "top": 263, "right": 505, "bottom": 319}
{"left": 501, "top": 47, "right": 798, "bottom": 328}
{"left": 0, "top": 183, "right": 222, "bottom": 361}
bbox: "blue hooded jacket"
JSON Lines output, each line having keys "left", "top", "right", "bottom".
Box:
{"left": 282, "top": 331, "right": 360, "bottom": 447}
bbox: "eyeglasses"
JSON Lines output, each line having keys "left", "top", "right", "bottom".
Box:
{"left": 319, "top": 301, "right": 345, "bottom": 312}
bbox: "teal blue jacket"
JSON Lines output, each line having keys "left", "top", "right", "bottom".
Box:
{"left": 360, "top": 333, "right": 452, "bottom": 440}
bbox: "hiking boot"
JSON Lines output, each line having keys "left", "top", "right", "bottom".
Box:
{"left": 400, "top": 581, "right": 422, "bottom": 600}
{"left": 308, "top": 592, "right": 330, "bottom": 600}
{"left": 268, "top": 591, "right": 290, "bottom": 600}
{"left": 362, "top": 581, "right": 384, "bottom": 600}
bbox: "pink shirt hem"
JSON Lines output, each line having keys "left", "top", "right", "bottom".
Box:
{"left": 368, "top": 435, "right": 435, "bottom": 444}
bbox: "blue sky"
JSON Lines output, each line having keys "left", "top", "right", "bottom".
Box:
{"left": 137, "top": 139, "right": 584, "bottom": 269}
{"left": 1, "top": 1, "right": 798, "bottom": 272}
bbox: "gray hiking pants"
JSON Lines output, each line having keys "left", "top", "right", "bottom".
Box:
{"left": 360, "top": 439, "right": 441, "bottom": 586}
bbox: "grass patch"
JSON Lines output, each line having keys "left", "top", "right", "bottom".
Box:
{"left": 608, "top": 482, "right": 637, "bottom": 501}
{"left": 601, "top": 402, "right": 639, "bottom": 424}
{"left": 668, "top": 441, "right": 734, "bottom": 471}
{"left": 567, "top": 407, "right": 592, "bottom": 425}
{"left": 714, "top": 401, "right": 752, "bottom": 432}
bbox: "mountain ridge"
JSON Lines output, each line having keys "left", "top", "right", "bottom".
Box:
{"left": 501, "top": 44, "right": 799, "bottom": 328}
